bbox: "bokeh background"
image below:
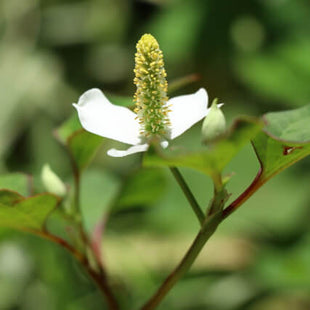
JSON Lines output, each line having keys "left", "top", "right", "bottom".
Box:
{"left": 1, "top": 0, "right": 310, "bottom": 309}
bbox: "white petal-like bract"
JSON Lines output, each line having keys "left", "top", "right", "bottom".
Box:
{"left": 73, "top": 89, "right": 141, "bottom": 145}
{"left": 167, "top": 88, "right": 209, "bottom": 140}
{"left": 107, "top": 144, "right": 149, "bottom": 157}
{"left": 74, "top": 87, "right": 219, "bottom": 157}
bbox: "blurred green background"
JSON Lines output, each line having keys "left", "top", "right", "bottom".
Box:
{"left": 1, "top": 0, "right": 310, "bottom": 309}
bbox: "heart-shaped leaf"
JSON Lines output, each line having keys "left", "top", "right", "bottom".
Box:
{"left": 253, "top": 104, "right": 310, "bottom": 182}
{"left": 0, "top": 191, "right": 59, "bottom": 232}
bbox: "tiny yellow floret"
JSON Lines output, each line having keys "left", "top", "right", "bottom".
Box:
{"left": 133, "top": 34, "right": 169, "bottom": 137}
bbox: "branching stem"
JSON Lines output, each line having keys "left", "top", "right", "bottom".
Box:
{"left": 141, "top": 176, "right": 226, "bottom": 310}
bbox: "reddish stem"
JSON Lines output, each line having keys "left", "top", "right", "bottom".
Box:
{"left": 222, "top": 168, "right": 263, "bottom": 219}
{"left": 35, "top": 230, "right": 119, "bottom": 310}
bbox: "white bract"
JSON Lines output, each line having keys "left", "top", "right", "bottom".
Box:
{"left": 73, "top": 87, "right": 212, "bottom": 157}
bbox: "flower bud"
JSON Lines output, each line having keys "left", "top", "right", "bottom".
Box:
{"left": 201, "top": 99, "right": 226, "bottom": 144}
{"left": 41, "top": 164, "right": 66, "bottom": 197}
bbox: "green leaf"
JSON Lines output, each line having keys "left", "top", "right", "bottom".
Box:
{"left": 67, "top": 129, "right": 103, "bottom": 171}
{"left": 55, "top": 113, "right": 82, "bottom": 143}
{"left": 0, "top": 173, "right": 32, "bottom": 196}
{"left": 0, "top": 190, "right": 23, "bottom": 205}
{"left": 80, "top": 169, "right": 120, "bottom": 233}
{"left": 144, "top": 117, "right": 263, "bottom": 176}
{"left": 253, "top": 104, "right": 310, "bottom": 182}
{"left": 55, "top": 114, "right": 103, "bottom": 172}
{"left": 114, "top": 168, "right": 167, "bottom": 210}
{"left": 0, "top": 193, "right": 59, "bottom": 231}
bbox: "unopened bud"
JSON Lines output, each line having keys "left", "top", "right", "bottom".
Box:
{"left": 41, "top": 164, "right": 66, "bottom": 197}
{"left": 201, "top": 99, "right": 226, "bottom": 144}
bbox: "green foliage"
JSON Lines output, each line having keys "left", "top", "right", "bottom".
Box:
{"left": 0, "top": 190, "right": 23, "bottom": 205}
{"left": 114, "top": 168, "right": 167, "bottom": 210}
{"left": 144, "top": 117, "right": 263, "bottom": 176}
{"left": 80, "top": 169, "right": 120, "bottom": 232}
{"left": 1, "top": 0, "right": 310, "bottom": 308}
{"left": 0, "top": 173, "right": 32, "bottom": 196}
{"left": 253, "top": 104, "right": 310, "bottom": 182}
{"left": 0, "top": 191, "right": 59, "bottom": 231}
{"left": 55, "top": 114, "right": 103, "bottom": 172}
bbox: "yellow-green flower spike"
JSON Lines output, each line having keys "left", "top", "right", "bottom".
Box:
{"left": 133, "top": 34, "right": 169, "bottom": 138}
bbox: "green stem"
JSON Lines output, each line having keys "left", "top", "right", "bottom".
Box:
{"left": 212, "top": 172, "right": 223, "bottom": 193}
{"left": 141, "top": 212, "right": 222, "bottom": 310}
{"left": 141, "top": 173, "right": 227, "bottom": 309}
{"left": 170, "top": 167, "right": 205, "bottom": 226}
{"left": 207, "top": 173, "right": 226, "bottom": 216}
{"left": 70, "top": 159, "right": 81, "bottom": 215}
{"left": 72, "top": 163, "right": 89, "bottom": 249}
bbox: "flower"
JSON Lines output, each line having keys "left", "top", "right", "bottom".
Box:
{"left": 73, "top": 34, "right": 215, "bottom": 157}
{"left": 73, "top": 87, "right": 210, "bottom": 157}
